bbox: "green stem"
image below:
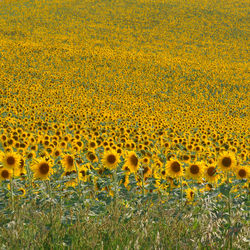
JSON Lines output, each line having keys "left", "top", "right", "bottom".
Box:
{"left": 74, "top": 162, "right": 81, "bottom": 199}
{"left": 113, "top": 169, "right": 118, "bottom": 210}
{"left": 10, "top": 177, "right": 14, "bottom": 212}
{"left": 227, "top": 172, "right": 233, "bottom": 249}
{"left": 180, "top": 177, "right": 183, "bottom": 209}
{"left": 228, "top": 188, "right": 233, "bottom": 249}
{"left": 46, "top": 180, "right": 53, "bottom": 226}
{"left": 141, "top": 168, "right": 145, "bottom": 197}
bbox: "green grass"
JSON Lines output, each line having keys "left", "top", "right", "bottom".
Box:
{"left": 0, "top": 186, "right": 248, "bottom": 249}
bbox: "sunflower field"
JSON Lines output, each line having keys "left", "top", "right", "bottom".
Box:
{"left": 0, "top": 0, "right": 249, "bottom": 248}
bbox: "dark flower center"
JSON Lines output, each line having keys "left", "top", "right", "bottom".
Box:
{"left": 107, "top": 154, "right": 116, "bottom": 164}
{"left": 143, "top": 167, "right": 149, "bottom": 175}
{"left": 130, "top": 155, "right": 138, "bottom": 167}
{"left": 190, "top": 165, "right": 199, "bottom": 174}
{"left": 39, "top": 163, "right": 49, "bottom": 175}
{"left": 66, "top": 156, "right": 74, "bottom": 166}
{"left": 80, "top": 170, "right": 86, "bottom": 177}
{"left": 89, "top": 153, "right": 96, "bottom": 161}
{"left": 7, "top": 156, "right": 15, "bottom": 166}
{"left": 207, "top": 167, "right": 216, "bottom": 177}
{"left": 222, "top": 157, "right": 232, "bottom": 167}
{"left": 238, "top": 169, "right": 246, "bottom": 178}
{"left": 171, "top": 161, "right": 180, "bottom": 173}
{"left": 2, "top": 170, "right": 9, "bottom": 179}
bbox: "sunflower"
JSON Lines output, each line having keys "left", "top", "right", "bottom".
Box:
{"left": 125, "top": 151, "right": 140, "bottom": 173}
{"left": 74, "top": 140, "right": 84, "bottom": 150}
{"left": 0, "top": 134, "right": 7, "bottom": 142}
{"left": 18, "top": 188, "right": 26, "bottom": 197}
{"left": 159, "top": 167, "right": 167, "bottom": 179}
{"left": 52, "top": 147, "right": 62, "bottom": 158}
{"left": 102, "top": 150, "right": 120, "bottom": 170}
{"left": 154, "top": 160, "right": 163, "bottom": 170}
{"left": 185, "top": 188, "right": 197, "bottom": 203}
{"left": 182, "top": 154, "right": 190, "bottom": 163}
{"left": 31, "top": 157, "right": 54, "bottom": 180}
{"left": 185, "top": 162, "right": 204, "bottom": 181}
{"left": 16, "top": 156, "right": 27, "bottom": 178}
{"left": 88, "top": 140, "right": 97, "bottom": 150}
{"left": 62, "top": 154, "right": 75, "bottom": 172}
{"left": 234, "top": 166, "right": 249, "bottom": 180}
{"left": 86, "top": 151, "right": 98, "bottom": 163}
{"left": 78, "top": 164, "right": 89, "bottom": 182}
{"left": 142, "top": 166, "right": 152, "bottom": 180}
{"left": 142, "top": 156, "right": 150, "bottom": 165}
{"left": 204, "top": 165, "right": 220, "bottom": 183}
{"left": 218, "top": 151, "right": 236, "bottom": 172}
{"left": 0, "top": 151, "right": 21, "bottom": 171}
{"left": 166, "top": 160, "right": 183, "bottom": 179}
{"left": 0, "top": 168, "right": 12, "bottom": 180}
{"left": 122, "top": 174, "right": 130, "bottom": 188}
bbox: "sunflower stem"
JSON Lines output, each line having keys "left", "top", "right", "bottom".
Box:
{"left": 45, "top": 180, "right": 53, "bottom": 226}
{"left": 180, "top": 177, "right": 183, "bottom": 209}
{"left": 227, "top": 172, "right": 233, "bottom": 249}
{"left": 113, "top": 169, "right": 118, "bottom": 204}
{"left": 74, "top": 162, "right": 81, "bottom": 200}
{"left": 141, "top": 168, "right": 145, "bottom": 197}
{"left": 10, "top": 176, "right": 14, "bottom": 212}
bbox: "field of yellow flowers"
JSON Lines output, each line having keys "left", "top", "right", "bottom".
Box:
{"left": 0, "top": 0, "right": 249, "bottom": 248}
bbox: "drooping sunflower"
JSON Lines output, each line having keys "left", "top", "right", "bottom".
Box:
{"left": 62, "top": 154, "right": 75, "bottom": 172}
{"left": 16, "top": 156, "right": 27, "bottom": 178}
{"left": 234, "top": 165, "right": 249, "bottom": 180}
{"left": 204, "top": 165, "right": 220, "bottom": 183}
{"left": 31, "top": 157, "right": 54, "bottom": 180}
{"left": 218, "top": 151, "right": 236, "bottom": 172}
{"left": 142, "top": 166, "right": 152, "bottom": 181}
{"left": 0, "top": 168, "right": 13, "bottom": 180}
{"left": 166, "top": 160, "right": 183, "bottom": 179}
{"left": 102, "top": 150, "right": 120, "bottom": 170}
{"left": 122, "top": 174, "right": 130, "bottom": 188}
{"left": 0, "top": 151, "right": 21, "bottom": 171}
{"left": 185, "top": 162, "right": 204, "bottom": 181}
{"left": 78, "top": 164, "right": 89, "bottom": 182}
{"left": 125, "top": 151, "right": 140, "bottom": 173}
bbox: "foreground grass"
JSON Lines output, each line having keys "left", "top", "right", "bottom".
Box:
{"left": 0, "top": 193, "right": 248, "bottom": 249}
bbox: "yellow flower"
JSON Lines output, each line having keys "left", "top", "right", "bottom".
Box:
{"left": 234, "top": 165, "right": 249, "bottom": 180}
{"left": 141, "top": 166, "right": 152, "bottom": 180}
{"left": 18, "top": 188, "right": 26, "bottom": 197}
{"left": 0, "top": 151, "right": 21, "bottom": 171}
{"left": 218, "top": 151, "right": 236, "bottom": 172}
{"left": 78, "top": 164, "right": 89, "bottom": 182}
{"left": 185, "top": 162, "right": 204, "bottom": 181}
{"left": 204, "top": 165, "right": 220, "bottom": 183}
{"left": 0, "top": 168, "right": 13, "bottom": 180}
{"left": 185, "top": 188, "right": 196, "bottom": 203}
{"left": 86, "top": 151, "right": 98, "bottom": 163}
{"left": 102, "top": 150, "right": 120, "bottom": 170}
{"left": 166, "top": 160, "right": 183, "bottom": 179}
{"left": 62, "top": 154, "right": 75, "bottom": 172}
{"left": 125, "top": 151, "right": 140, "bottom": 173}
{"left": 31, "top": 157, "right": 54, "bottom": 180}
